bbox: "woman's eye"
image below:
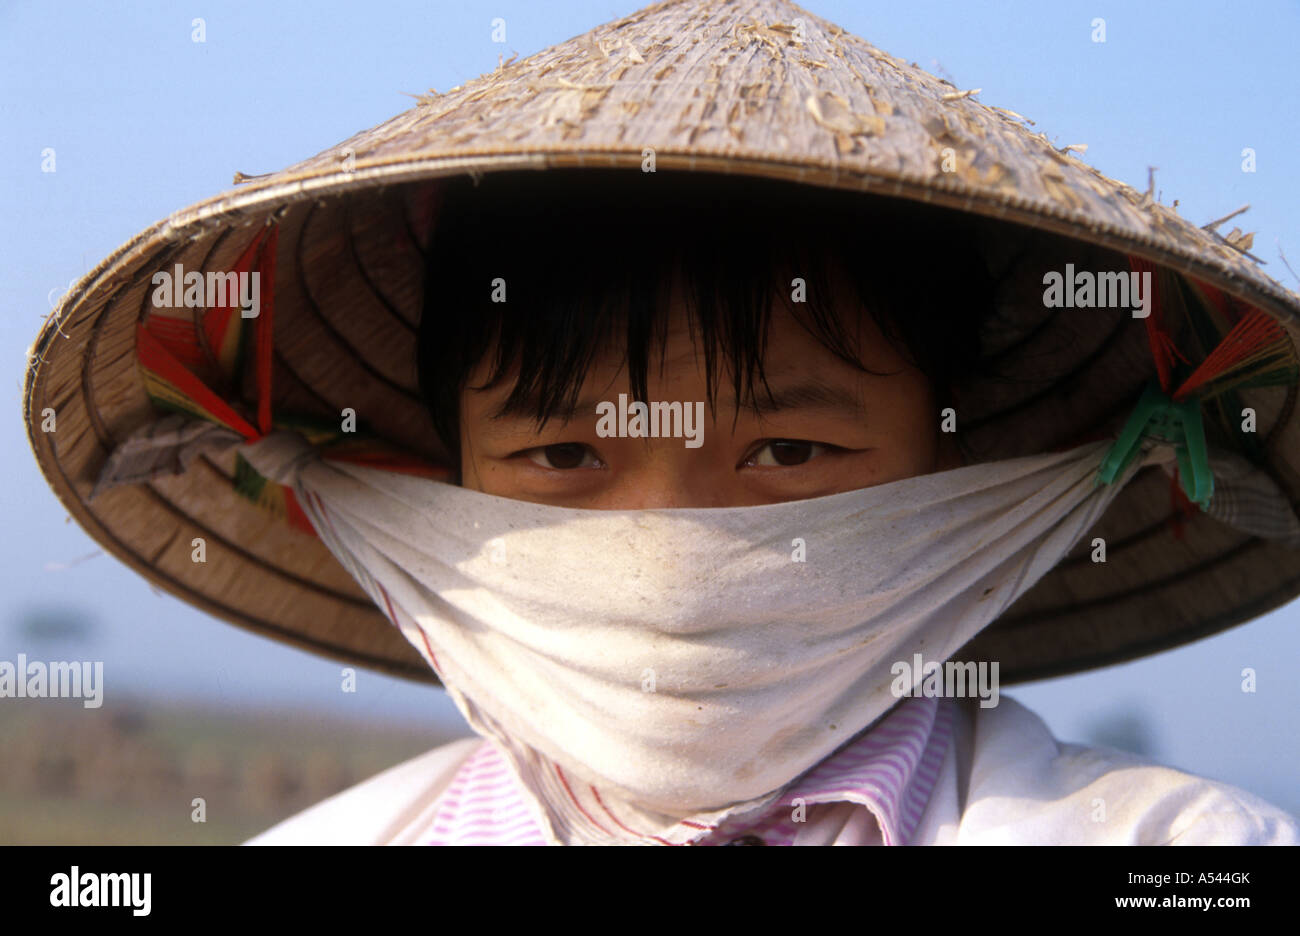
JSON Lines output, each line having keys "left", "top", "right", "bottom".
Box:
{"left": 524, "top": 443, "right": 603, "bottom": 470}
{"left": 745, "top": 440, "right": 830, "bottom": 467}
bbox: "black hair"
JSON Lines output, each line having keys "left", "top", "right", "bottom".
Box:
{"left": 417, "top": 169, "right": 1001, "bottom": 462}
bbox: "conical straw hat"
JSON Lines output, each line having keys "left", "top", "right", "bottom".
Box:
{"left": 23, "top": 0, "right": 1300, "bottom": 686}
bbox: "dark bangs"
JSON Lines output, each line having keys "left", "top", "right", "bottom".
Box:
{"left": 417, "top": 169, "right": 999, "bottom": 457}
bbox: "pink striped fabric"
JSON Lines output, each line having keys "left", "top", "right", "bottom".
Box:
{"left": 424, "top": 695, "right": 954, "bottom": 846}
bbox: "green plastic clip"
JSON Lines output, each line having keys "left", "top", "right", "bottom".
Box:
{"left": 1095, "top": 380, "right": 1214, "bottom": 509}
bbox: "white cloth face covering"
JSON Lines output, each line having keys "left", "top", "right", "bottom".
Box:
{"left": 240, "top": 434, "right": 1176, "bottom": 844}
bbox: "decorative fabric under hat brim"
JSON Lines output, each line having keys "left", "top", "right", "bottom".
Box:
{"left": 22, "top": 0, "right": 1300, "bottom": 686}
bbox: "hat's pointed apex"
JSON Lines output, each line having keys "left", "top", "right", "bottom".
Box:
{"left": 274, "top": 0, "right": 930, "bottom": 184}
{"left": 563, "top": 0, "right": 873, "bottom": 71}
{"left": 477, "top": 0, "right": 873, "bottom": 94}
{"left": 595, "top": 0, "right": 827, "bottom": 33}
{"left": 152, "top": 0, "right": 1300, "bottom": 322}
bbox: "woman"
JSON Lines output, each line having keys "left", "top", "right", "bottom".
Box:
{"left": 25, "top": 0, "right": 1300, "bottom": 845}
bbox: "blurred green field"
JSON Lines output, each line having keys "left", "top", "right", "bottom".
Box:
{"left": 0, "top": 696, "right": 462, "bottom": 844}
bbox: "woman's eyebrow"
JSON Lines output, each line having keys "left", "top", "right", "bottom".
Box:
{"left": 725, "top": 378, "right": 867, "bottom": 417}
{"left": 488, "top": 393, "right": 604, "bottom": 424}
{"left": 483, "top": 378, "right": 866, "bottom": 423}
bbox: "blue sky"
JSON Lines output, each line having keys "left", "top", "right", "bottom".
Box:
{"left": 2, "top": 0, "right": 1298, "bottom": 816}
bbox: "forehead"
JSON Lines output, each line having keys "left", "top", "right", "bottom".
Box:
{"left": 476, "top": 252, "right": 882, "bottom": 372}
{"left": 654, "top": 255, "right": 898, "bottom": 369}
{"left": 462, "top": 262, "right": 911, "bottom": 426}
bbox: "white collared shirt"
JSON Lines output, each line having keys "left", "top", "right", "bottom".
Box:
{"left": 245, "top": 696, "right": 1299, "bottom": 845}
